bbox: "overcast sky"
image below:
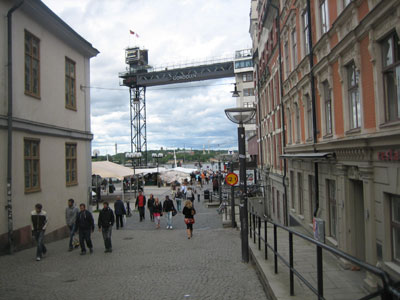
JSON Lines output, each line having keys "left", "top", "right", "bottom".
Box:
{"left": 42, "top": 0, "right": 252, "bottom": 155}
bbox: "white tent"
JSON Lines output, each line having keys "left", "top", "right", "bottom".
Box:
{"left": 92, "top": 161, "right": 135, "bottom": 180}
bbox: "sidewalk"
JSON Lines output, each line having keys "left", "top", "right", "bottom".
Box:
{"left": 248, "top": 222, "right": 370, "bottom": 300}
{"left": 0, "top": 186, "right": 267, "bottom": 300}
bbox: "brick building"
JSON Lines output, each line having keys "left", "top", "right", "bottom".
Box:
{"left": 251, "top": 0, "right": 400, "bottom": 281}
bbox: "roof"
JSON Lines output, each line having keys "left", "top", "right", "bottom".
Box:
{"left": 20, "top": 0, "right": 99, "bottom": 57}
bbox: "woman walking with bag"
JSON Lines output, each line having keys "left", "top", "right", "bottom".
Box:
{"left": 153, "top": 198, "right": 163, "bottom": 229}
{"left": 183, "top": 200, "right": 196, "bottom": 239}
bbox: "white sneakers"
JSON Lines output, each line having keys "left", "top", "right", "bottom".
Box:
{"left": 166, "top": 226, "right": 173, "bottom": 229}
{"left": 36, "top": 257, "right": 41, "bottom": 261}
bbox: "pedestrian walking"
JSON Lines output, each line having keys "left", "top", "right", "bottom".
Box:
{"left": 65, "top": 198, "right": 79, "bottom": 251}
{"left": 175, "top": 188, "right": 183, "bottom": 211}
{"left": 187, "top": 188, "right": 195, "bottom": 203}
{"left": 181, "top": 184, "right": 187, "bottom": 199}
{"left": 75, "top": 203, "right": 94, "bottom": 255}
{"left": 98, "top": 202, "right": 114, "bottom": 253}
{"left": 183, "top": 200, "right": 196, "bottom": 239}
{"left": 31, "top": 203, "right": 48, "bottom": 261}
{"left": 147, "top": 194, "right": 155, "bottom": 222}
{"left": 114, "top": 196, "right": 126, "bottom": 229}
{"left": 135, "top": 190, "right": 146, "bottom": 221}
{"left": 153, "top": 197, "right": 163, "bottom": 229}
{"left": 163, "top": 195, "right": 176, "bottom": 229}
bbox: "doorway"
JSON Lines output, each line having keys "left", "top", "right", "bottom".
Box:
{"left": 351, "top": 179, "right": 365, "bottom": 261}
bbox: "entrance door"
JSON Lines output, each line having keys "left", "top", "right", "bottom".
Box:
{"left": 352, "top": 180, "right": 365, "bottom": 261}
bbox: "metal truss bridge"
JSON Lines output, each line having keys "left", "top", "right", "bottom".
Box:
{"left": 119, "top": 54, "right": 235, "bottom": 165}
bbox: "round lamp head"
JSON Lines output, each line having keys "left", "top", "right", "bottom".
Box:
{"left": 224, "top": 107, "right": 256, "bottom": 124}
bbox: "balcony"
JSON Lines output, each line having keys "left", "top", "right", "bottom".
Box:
{"left": 261, "top": 0, "right": 279, "bottom": 30}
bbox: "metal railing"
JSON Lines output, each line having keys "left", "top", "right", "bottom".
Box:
{"left": 249, "top": 212, "right": 400, "bottom": 300}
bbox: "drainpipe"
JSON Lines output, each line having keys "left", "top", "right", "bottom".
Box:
{"left": 305, "top": 0, "right": 320, "bottom": 218}
{"left": 270, "top": 3, "right": 288, "bottom": 226}
{"left": 6, "top": 0, "right": 24, "bottom": 255}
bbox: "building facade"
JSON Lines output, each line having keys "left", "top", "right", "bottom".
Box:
{"left": 252, "top": 0, "right": 400, "bottom": 281}
{"left": 0, "top": 0, "right": 98, "bottom": 252}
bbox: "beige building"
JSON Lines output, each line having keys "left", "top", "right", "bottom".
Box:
{"left": 0, "top": 0, "right": 98, "bottom": 252}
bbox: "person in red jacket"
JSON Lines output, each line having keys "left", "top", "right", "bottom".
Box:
{"left": 135, "top": 190, "right": 147, "bottom": 221}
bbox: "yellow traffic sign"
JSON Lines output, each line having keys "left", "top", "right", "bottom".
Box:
{"left": 225, "top": 172, "right": 238, "bottom": 186}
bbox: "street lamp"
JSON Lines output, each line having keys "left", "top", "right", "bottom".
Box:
{"left": 152, "top": 153, "right": 163, "bottom": 187}
{"left": 224, "top": 106, "right": 256, "bottom": 263}
{"left": 125, "top": 152, "right": 142, "bottom": 199}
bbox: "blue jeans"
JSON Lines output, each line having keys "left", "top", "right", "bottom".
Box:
{"left": 176, "top": 199, "right": 182, "bottom": 211}
{"left": 166, "top": 211, "right": 173, "bottom": 227}
{"left": 68, "top": 224, "right": 76, "bottom": 249}
{"left": 102, "top": 227, "right": 112, "bottom": 250}
{"left": 33, "top": 230, "right": 46, "bottom": 258}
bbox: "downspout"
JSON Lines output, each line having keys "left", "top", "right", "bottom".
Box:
{"left": 270, "top": 3, "right": 288, "bottom": 226}
{"left": 306, "top": 0, "right": 319, "bottom": 218}
{"left": 6, "top": 0, "right": 24, "bottom": 255}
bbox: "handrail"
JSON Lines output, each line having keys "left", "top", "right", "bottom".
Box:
{"left": 249, "top": 211, "right": 400, "bottom": 299}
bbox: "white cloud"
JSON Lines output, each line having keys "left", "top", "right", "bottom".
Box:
{"left": 42, "top": 0, "right": 251, "bottom": 155}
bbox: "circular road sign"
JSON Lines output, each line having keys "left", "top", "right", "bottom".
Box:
{"left": 225, "top": 172, "right": 238, "bottom": 186}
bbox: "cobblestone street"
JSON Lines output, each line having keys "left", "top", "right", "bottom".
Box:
{"left": 0, "top": 187, "right": 267, "bottom": 300}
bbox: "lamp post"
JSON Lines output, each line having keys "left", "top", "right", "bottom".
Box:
{"left": 125, "top": 152, "right": 142, "bottom": 200}
{"left": 152, "top": 153, "right": 163, "bottom": 187}
{"left": 225, "top": 106, "right": 256, "bottom": 263}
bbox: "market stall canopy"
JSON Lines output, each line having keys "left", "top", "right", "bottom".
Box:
{"left": 92, "top": 161, "right": 135, "bottom": 180}
{"left": 172, "top": 167, "right": 197, "bottom": 174}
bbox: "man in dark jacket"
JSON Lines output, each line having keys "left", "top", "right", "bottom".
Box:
{"left": 135, "top": 190, "right": 146, "bottom": 221}
{"left": 98, "top": 202, "right": 114, "bottom": 253}
{"left": 114, "top": 196, "right": 126, "bottom": 229}
{"left": 75, "top": 203, "right": 94, "bottom": 255}
{"left": 147, "top": 194, "right": 155, "bottom": 222}
{"left": 31, "top": 203, "right": 48, "bottom": 261}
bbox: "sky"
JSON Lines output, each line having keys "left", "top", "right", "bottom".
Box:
{"left": 42, "top": 0, "right": 252, "bottom": 155}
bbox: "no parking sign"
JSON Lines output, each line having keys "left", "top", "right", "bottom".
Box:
{"left": 225, "top": 172, "right": 238, "bottom": 186}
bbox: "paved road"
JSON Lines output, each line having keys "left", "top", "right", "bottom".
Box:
{"left": 0, "top": 186, "right": 267, "bottom": 300}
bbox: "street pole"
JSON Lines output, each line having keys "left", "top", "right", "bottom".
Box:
{"left": 230, "top": 161, "right": 236, "bottom": 228}
{"left": 238, "top": 123, "right": 249, "bottom": 263}
{"left": 218, "top": 160, "right": 222, "bottom": 204}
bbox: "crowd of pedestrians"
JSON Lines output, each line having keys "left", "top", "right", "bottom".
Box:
{"left": 30, "top": 182, "right": 204, "bottom": 261}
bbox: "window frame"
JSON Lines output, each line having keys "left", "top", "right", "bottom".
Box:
{"left": 66, "top": 143, "right": 78, "bottom": 186}
{"left": 320, "top": 0, "right": 329, "bottom": 35}
{"left": 295, "top": 103, "right": 301, "bottom": 143}
{"left": 243, "top": 88, "right": 255, "bottom": 97}
{"left": 24, "top": 30, "right": 40, "bottom": 98}
{"left": 302, "top": 10, "right": 310, "bottom": 56}
{"left": 391, "top": 195, "right": 400, "bottom": 263}
{"left": 24, "top": 138, "right": 41, "bottom": 193}
{"left": 347, "top": 62, "right": 361, "bottom": 129}
{"left": 291, "top": 28, "right": 297, "bottom": 68}
{"left": 65, "top": 57, "right": 77, "bottom": 110}
{"left": 242, "top": 72, "right": 253, "bottom": 82}
{"left": 298, "top": 172, "right": 304, "bottom": 215}
{"left": 306, "top": 95, "right": 313, "bottom": 140}
{"left": 381, "top": 32, "right": 400, "bottom": 122}
{"left": 323, "top": 81, "right": 333, "bottom": 135}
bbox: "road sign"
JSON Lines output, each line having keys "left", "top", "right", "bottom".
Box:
{"left": 225, "top": 172, "right": 238, "bottom": 186}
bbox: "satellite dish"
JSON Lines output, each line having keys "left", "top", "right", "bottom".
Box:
{"left": 93, "top": 149, "right": 100, "bottom": 157}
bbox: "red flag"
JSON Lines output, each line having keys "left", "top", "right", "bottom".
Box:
{"left": 130, "top": 30, "right": 139, "bottom": 38}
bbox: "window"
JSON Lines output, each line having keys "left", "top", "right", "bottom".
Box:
{"left": 24, "top": 139, "right": 40, "bottom": 192}
{"left": 24, "top": 30, "right": 40, "bottom": 97}
{"left": 287, "top": 108, "right": 292, "bottom": 144}
{"left": 323, "top": 81, "right": 333, "bottom": 134}
{"left": 277, "top": 190, "right": 280, "bottom": 222}
{"left": 327, "top": 179, "right": 337, "bottom": 239}
{"left": 391, "top": 195, "right": 400, "bottom": 263}
{"left": 272, "top": 187, "right": 275, "bottom": 214}
{"left": 242, "top": 72, "right": 253, "bottom": 82}
{"left": 65, "top": 58, "right": 76, "bottom": 110}
{"left": 243, "top": 102, "right": 254, "bottom": 108}
{"left": 66, "top": 143, "right": 78, "bottom": 185}
{"left": 309, "top": 175, "right": 315, "bottom": 222}
{"left": 347, "top": 62, "right": 361, "bottom": 129}
{"left": 291, "top": 29, "right": 297, "bottom": 68}
{"left": 320, "top": 0, "right": 329, "bottom": 34}
{"left": 382, "top": 32, "right": 400, "bottom": 122}
{"left": 298, "top": 173, "right": 304, "bottom": 215}
{"left": 306, "top": 95, "right": 313, "bottom": 140}
{"left": 243, "top": 88, "right": 255, "bottom": 97}
{"left": 284, "top": 41, "right": 289, "bottom": 77}
{"left": 295, "top": 103, "right": 300, "bottom": 143}
{"left": 235, "top": 59, "right": 253, "bottom": 69}
{"left": 302, "top": 10, "right": 310, "bottom": 55}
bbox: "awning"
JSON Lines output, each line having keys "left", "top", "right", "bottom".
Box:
{"left": 92, "top": 161, "right": 136, "bottom": 180}
{"left": 280, "top": 152, "right": 335, "bottom": 160}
